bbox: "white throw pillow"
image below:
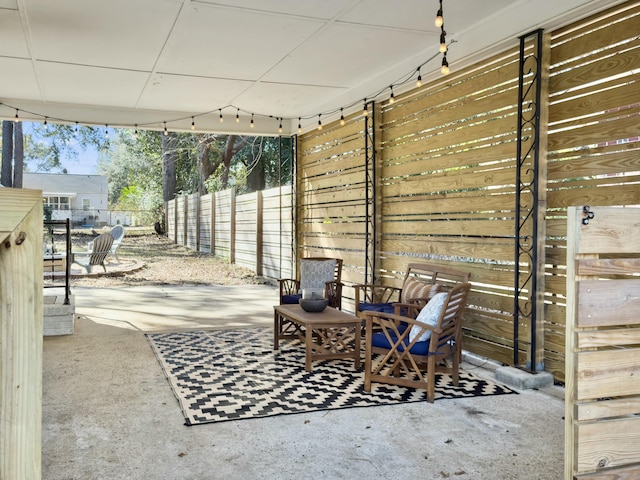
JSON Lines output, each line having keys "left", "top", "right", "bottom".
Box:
{"left": 299, "top": 259, "right": 337, "bottom": 291}
{"left": 408, "top": 292, "right": 448, "bottom": 343}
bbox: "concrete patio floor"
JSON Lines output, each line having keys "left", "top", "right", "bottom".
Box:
{"left": 42, "top": 284, "right": 566, "bottom": 480}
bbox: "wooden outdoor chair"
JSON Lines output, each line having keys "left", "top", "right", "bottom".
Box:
{"left": 279, "top": 257, "right": 343, "bottom": 309}
{"left": 363, "top": 282, "right": 472, "bottom": 403}
{"left": 73, "top": 232, "right": 114, "bottom": 273}
{"left": 354, "top": 263, "right": 471, "bottom": 319}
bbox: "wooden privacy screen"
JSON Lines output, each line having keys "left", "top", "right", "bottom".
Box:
{"left": 565, "top": 206, "right": 640, "bottom": 479}
{"left": 545, "top": 1, "right": 640, "bottom": 381}
{"left": 297, "top": 111, "right": 368, "bottom": 293}
{"left": 297, "top": 1, "right": 640, "bottom": 379}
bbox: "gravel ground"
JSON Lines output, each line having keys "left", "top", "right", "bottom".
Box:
{"left": 69, "top": 230, "right": 265, "bottom": 288}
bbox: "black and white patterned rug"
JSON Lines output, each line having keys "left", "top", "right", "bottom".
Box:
{"left": 146, "top": 328, "right": 515, "bottom": 426}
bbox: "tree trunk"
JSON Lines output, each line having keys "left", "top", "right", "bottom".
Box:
{"left": 161, "top": 133, "right": 177, "bottom": 202}
{"left": 247, "top": 154, "right": 265, "bottom": 192}
{"left": 219, "top": 135, "right": 251, "bottom": 190}
{"left": 220, "top": 135, "right": 237, "bottom": 189}
{"left": 197, "top": 135, "right": 216, "bottom": 194}
{"left": 1, "top": 121, "right": 14, "bottom": 187}
{"left": 13, "top": 122, "right": 24, "bottom": 188}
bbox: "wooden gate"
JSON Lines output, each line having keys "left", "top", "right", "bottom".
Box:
{"left": 565, "top": 206, "right": 640, "bottom": 479}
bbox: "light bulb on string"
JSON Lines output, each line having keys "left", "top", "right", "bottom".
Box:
{"left": 278, "top": 118, "right": 283, "bottom": 134}
{"left": 298, "top": 118, "right": 302, "bottom": 134}
{"left": 163, "top": 122, "right": 168, "bottom": 136}
{"left": 440, "top": 30, "right": 447, "bottom": 53}
{"left": 363, "top": 99, "right": 368, "bottom": 117}
{"left": 134, "top": 125, "right": 139, "bottom": 139}
{"left": 389, "top": 86, "right": 395, "bottom": 104}
{"left": 250, "top": 113, "right": 254, "bottom": 128}
{"left": 105, "top": 125, "right": 109, "bottom": 138}
{"left": 435, "top": 0, "right": 443, "bottom": 27}
{"left": 14, "top": 109, "right": 20, "bottom": 123}
{"left": 236, "top": 109, "right": 240, "bottom": 123}
{"left": 75, "top": 122, "right": 79, "bottom": 136}
{"left": 44, "top": 117, "right": 48, "bottom": 130}
{"left": 416, "top": 67, "right": 422, "bottom": 87}
{"left": 441, "top": 55, "right": 450, "bottom": 75}
{"left": 340, "top": 108, "right": 345, "bottom": 126}
{"left": 191, "top": 117, "right": 195, "bottom": 130}
{"left": 317, "top": 114, "right": 322, "bottom": 131}
{"left": 219, "top": 109, "right": 224, "bottom": 123}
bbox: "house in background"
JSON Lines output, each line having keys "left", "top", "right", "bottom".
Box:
{"left": 22, "top": 172, "right": 117, "bottom": 227}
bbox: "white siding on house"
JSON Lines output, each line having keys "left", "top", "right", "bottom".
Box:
{"left": 23, "top": 173, "right": 109, "bottom": 226}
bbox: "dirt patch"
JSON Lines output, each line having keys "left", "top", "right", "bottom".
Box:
{"left": 69, "top": 232, "right": 266, "bottom": 288}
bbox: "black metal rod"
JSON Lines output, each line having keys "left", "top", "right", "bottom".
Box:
{"left": 514, "top": 29, "right": 544, "bottom": 371}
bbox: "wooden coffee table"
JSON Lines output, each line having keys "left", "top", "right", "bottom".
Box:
{"left": 274, "top": 304, "right": 361, "bottom": 372}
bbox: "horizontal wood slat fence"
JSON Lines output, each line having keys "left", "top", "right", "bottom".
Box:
{"left": 167, "top": 185, "right": 294, "bottom": 282}
{"left": 296, "top": 1, "right": 639, "bottom": 382}
{"left": 167, "top": 1, "right": 639, "bottom": 382}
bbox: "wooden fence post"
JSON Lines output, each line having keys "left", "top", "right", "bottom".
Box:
{"left": 183, "top": 194, "right": 188, "bottom": 246}
{"left": 230, "top": 187, "right": 236, "bottom": 264}
{"left": 195, "top": 192, "right": 201, "bottom": 252}
{"left": 256, "top": 190, "right": 263, "bottom": 276}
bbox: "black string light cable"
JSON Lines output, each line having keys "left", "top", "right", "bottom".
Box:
{"left": 437, "top": 0, "right": 450, "bottom": 75}
{"left": 0, "top": 20, "right": 453, "bottom": 136}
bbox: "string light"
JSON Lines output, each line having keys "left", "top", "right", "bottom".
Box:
{"left": 0, "top": 34, "right": 452, "bottom": 136}
{"left": 44, "top": 117, "right": 48, "bottom": 129}
{"left": 441, "top": 54, "right": 450, "bottom": 75}
{"left": 437, "top": 0, "right": 450, "bottom": 75}
{"left": 435, "top": 0, "right": 443, "bottom": 27}
{"left": 440, "top": 28, "right": 447, "bottom": 53}
{"left": 105, "top": 125, "right": 109, "bottom": 138}
{"left": 134, "top": 125, "right": 139, "bottom": 139}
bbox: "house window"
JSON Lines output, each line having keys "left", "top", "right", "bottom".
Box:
{"left": 83, "top": 199, "right": 91, "bottom": 211}
{"left": 45, "top": 196, "right": 71, "bottom": 210}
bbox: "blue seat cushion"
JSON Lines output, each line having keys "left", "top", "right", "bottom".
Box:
{"left": 371, "top": 332, "right": 429, "bottom": 356}
{"left": 282, "top": 293, "right": 302, "bottom": 304}
{"left": 359, "top": 302, "right": 395, "bottom": 314}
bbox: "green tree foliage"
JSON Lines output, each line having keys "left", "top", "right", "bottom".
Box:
{"left": 23, "top": 123, "right": 109, "bottom": 172}
{"left": 98, "top": 129, "right": 164, "bottom": 222}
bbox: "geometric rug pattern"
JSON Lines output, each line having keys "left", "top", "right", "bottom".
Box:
{"left": 146, "top": 328, "right": 516, "bottom": 426}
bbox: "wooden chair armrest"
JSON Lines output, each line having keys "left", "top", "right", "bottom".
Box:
{"left": 325, "top": 280, "right": 343, "bottom": 309}
{"left": 278, "top": 278, "right": 300, "bottom": 297}
{"left": 364, "top": 312, "right": 438, "bottom": 343}
{"left": 354, "top": 284, "right": 402, "bottom": 306}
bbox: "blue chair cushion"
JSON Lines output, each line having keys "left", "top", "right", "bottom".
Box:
{"left": 282, "top": 293, "right": 302, "bottom": 304}
{"left": 359, "top": 302, "right": 395, "bottom": 314}
{"left": 371, "top": 332, "right": 429, "bottom": 356}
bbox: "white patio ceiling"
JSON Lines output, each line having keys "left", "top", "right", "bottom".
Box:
{"left": 0, "top": 0, "right": 624, "bottom": 135}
